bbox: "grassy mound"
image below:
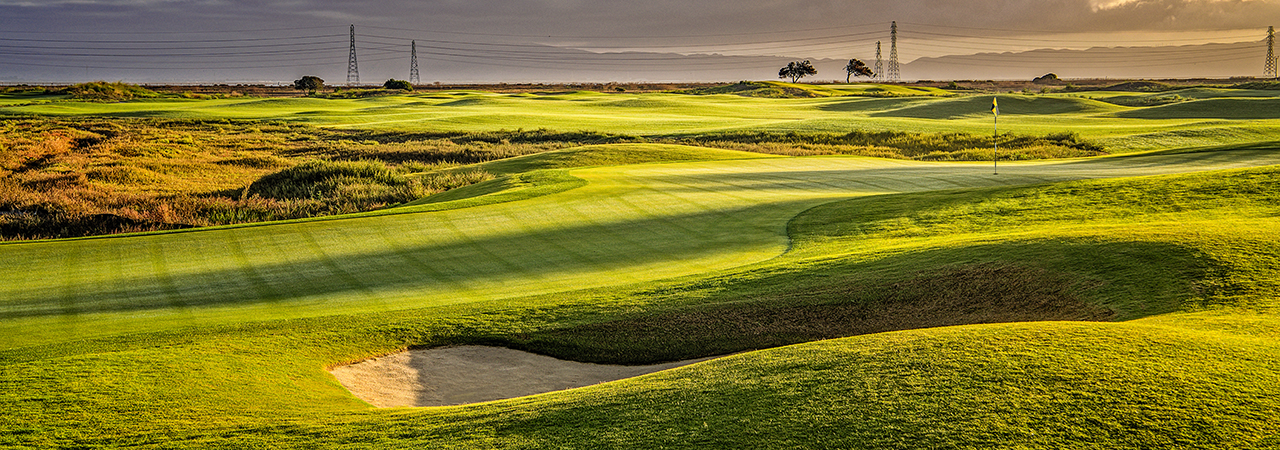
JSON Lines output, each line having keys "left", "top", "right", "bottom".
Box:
{"left": 477, "top": 143, "right": 770, "bottom": 175}
{"left": 688, "top": 81, "right": 947, "bottom": 98}
{"left": 1095, "top": 81, "right": 1175, "bottom": 92}
{"left": 874, "top": 94, "right": 1121, "bottom": 119}
{"left": 1231, "top": 81, "right": 1280, "bottom": 90}
{"left": 1113, "top": 98, "right": 1280, "bottom": 120}
{"left": 58, "top": 81, "right": 161, "bottom": 101}
{"left": 686, "top": 129, "right": 1106, "bottom": 160}
{"left": 447, "top": 321, "right": 1280, "bottom": 448}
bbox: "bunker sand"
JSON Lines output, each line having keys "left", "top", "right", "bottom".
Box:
{"left": 331, "top": 346, "right": 713, "bottom": 407}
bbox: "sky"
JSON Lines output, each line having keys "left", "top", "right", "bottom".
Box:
{"left": 1, "top": 0, "right": 1277, "bottom": 83}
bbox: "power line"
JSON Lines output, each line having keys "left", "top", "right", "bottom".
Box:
{"left": 359, "top": 22, "right": 886, "bottom": 41}
{"left": 0, "top": 25, "right": 338, "bottom": 36}
{"left": 360, "top": 30, "right": 887, "bottom": 52}
{"left": 916, "top": 52, "right": 1258, "bottom": 69}
{"left": 0, "top": 34, "right": 344, "bottom": 45}
{"left": 2, "top": 23, "right": 1275, "bottom": 80}
{"left": 897, "top": 22, "right": 1259, "bottom": 43}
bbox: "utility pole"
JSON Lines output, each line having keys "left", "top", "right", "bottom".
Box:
{"left": 888, "top": 22, "right": 900, "bottom": 82}
{"left": 347, "top": 24, "right": 359, "bottom": 86}
{"left": 874, "top": 41, "right": 883, "bottom": 82}
{"left": 1267, "top": 26, "right": 1277, "bottom": 79}
{"left": 409, "top": 40, "right": 421, "bottom": 85}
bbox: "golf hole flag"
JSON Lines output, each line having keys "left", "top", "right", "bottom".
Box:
{"left": 992, "top": 97, "right": 999, "bottom": 174}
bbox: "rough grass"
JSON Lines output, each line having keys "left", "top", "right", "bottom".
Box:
{"left": 3, "top": 155, "right": 1280, "bottom": 448}
{"left": 57, "top": 81, "right": 161, "bottom": 101}
{"left": 0, "top": 119, "right": 552, "bottom": 239}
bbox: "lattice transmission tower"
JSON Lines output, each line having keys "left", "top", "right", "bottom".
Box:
{"left": 1267, "top": 26, "right": 1277, "bottom": 79}
{"left": 409, "top": 40, "right": 421, "bottom": 85}
{"left": 887, "top": 22, "right": 900, "bottom": 82}
{"left": 874, "top": 41, "right": 883, "bottom": 82}
{"left": 347, "top": 24, "right": 359, "bottom": 86}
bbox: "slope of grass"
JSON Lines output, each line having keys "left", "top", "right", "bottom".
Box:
{"left": 686, "top": 81, "right": 951, "bottom": 98}
{"left": 872, "top": 94, "right": 1124, "bottom": 119}
{"left": 5, "top": 88, "right": 1280, "bottom": 448}
{"left": 1113, "top": 98, "right": 1280, "bottom": 119}
{"left": 475, "top": 143, "right": 772, "bottom": 175}
{"left": 3, "top": 141, "right": 1280, "bottom": 448}
{"left": 3, "top": 158, "right": 1280, "bottom": 448}
{"left": 6, "top": 145, "right": 1279, "bottom": 350}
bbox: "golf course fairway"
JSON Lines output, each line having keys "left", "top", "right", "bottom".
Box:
{"left": 3, "top": 85, "right": 1280, "bottom": 448}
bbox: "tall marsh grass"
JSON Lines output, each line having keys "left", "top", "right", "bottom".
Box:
{"left": 0, "top": 118, "right": 500, "bottom": 239}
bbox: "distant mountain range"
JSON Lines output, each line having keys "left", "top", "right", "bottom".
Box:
{"left": 901, "top": 40, "right": 1268, "bottom": 81}
{"left": 1, "top": 40, "right": 1269, "bottom": 84}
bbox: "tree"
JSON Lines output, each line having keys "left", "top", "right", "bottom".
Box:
{"left": 844, "top": 59, "right": 873, "bottom": 83}
{"left": 778, "top": 60, "right": 817, "bottom": 83}
{"left": 383, "top": 79, "right": 412, "bottom": 91}
{"left": 293, "top": 76, "right": 324, "bottom": 95}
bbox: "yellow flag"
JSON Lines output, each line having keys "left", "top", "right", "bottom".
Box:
{"left": 991, "top": 97, "right": 999, "bottom": 116}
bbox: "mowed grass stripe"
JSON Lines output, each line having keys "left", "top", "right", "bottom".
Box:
{"left": 5, "top": 149, "right": 1280, "bottom": 349}
{"left": 147, "top": 243, "right": 186, "bottom": 311}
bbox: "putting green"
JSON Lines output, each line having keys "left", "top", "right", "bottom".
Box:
{"left": 4, "top": 145, "right": 1279, "bottom": 350}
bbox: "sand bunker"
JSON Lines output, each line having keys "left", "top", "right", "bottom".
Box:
{"left": 330, "top": 346, "right": 712, "bottom": 407}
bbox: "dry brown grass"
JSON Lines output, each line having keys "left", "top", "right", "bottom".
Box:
{"left": 0, "top": 118, "right": 514, "bottom": 240}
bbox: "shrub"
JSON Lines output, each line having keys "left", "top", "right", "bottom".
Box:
{"left": 383, "top": 79, "right": 413, "bottom": 91}
{"left": 246, "top": 160, "right": 406, "bottom": 200}
{"left": 59, "top": 82, "right": 160, "bottom": 101}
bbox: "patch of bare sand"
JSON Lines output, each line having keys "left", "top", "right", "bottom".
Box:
{"left": 330, "top": 346, "right": 714, "bottom": 407}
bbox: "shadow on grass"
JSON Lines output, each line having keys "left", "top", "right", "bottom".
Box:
{"left": 869, "top": 96, "right": 1114, "bottom": 120}
{"left": 0, "top": 200, "right": 810, "bottom": 320}
{"left": 1110, "top": 98, "right": 1280, "bottom": 120}
{"left": 493, "top": 237, "right": 1208, "bottom": 365}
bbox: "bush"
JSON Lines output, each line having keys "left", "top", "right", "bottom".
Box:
{"left": 59, "top": 82, "right": 160, "bottom": 101}
{"left": 383, "top": 79, "right": 413, "bottom": 91}
{"left": 246, "top": 160, "right": 406, "bottom": 200}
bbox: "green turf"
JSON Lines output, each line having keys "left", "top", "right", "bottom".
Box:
{"left": 4, "top": 87, "right": 1280, "bottom": 448}
{"left": 6, "top": 84, "right": 1280, "bottom": 152}
{"left": 5, "top": 144, "right": 1279, "bottom": 350}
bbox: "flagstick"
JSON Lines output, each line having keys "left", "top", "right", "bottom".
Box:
{"left": 993, "top": 111, "right": 998, "bottom": 175}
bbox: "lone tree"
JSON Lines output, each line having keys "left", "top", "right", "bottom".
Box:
{"left": 293, "top": 76, "right": 324, "bottom": 95}
{"left": 778, "top": 60, "right": 817, "bottom": 83}
{"left": 383, "top": 79, "right": 412, "bottom": 91}
{"left": 844, "top": 58, "right": 873, "bottom": 83}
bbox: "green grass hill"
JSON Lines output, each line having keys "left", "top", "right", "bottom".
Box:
{"left": 3, "top": 87, "right": 1280, "bottom": 448}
